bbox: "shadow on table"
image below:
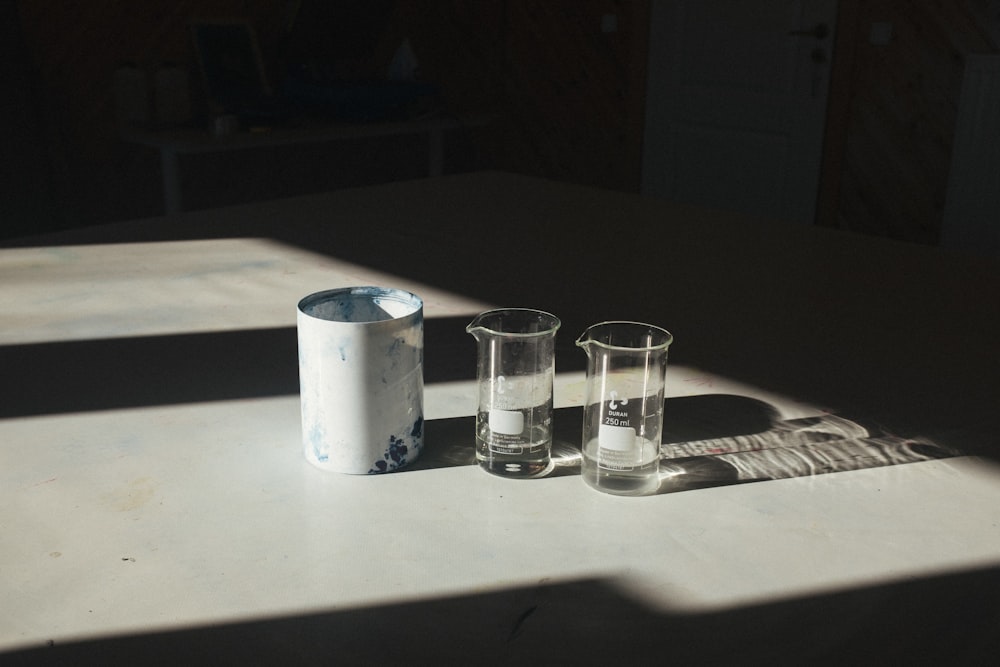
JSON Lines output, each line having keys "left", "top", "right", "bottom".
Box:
{"left": 0, "top": 316, "right": 478, "bottom": 419}
{"left": 5, "top": 564, "right": 1000, "bottom": 665}
{"left": 418, "top": 394, "right": 959, "bottom": 493}
{"left": 655, "top": 395, "right": 959, "bottom": 493}
{"left": 0, "top": 313, "right": 959, "bottom": 490}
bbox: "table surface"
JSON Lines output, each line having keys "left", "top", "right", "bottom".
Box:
{"left": 3, "top": 172, "right": 1000, "bottom": 664}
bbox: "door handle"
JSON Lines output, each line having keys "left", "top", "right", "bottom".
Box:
{"left": 788, "top": 23, "right": 829, "bottom": 39}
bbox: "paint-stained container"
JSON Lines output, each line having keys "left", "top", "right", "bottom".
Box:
{"left": 297, "top": 287, "right": 424, "bottom": 473}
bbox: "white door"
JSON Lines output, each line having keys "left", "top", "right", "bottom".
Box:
{"left": 641, "top": 0, "right": 837, "bottom": 224}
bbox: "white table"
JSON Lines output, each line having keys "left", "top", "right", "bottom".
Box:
{"left": 3, "top": 172, "right": 1000, "bottom": 663}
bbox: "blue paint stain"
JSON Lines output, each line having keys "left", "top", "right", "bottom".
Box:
{"left": 368, "top": 435, "right": 408, "bottom": 473}
{"left": 366, "top": 417, "right": 423, "bottom": 473}
{"left": 309, "top": 422, "right": 328, "bottom": 462}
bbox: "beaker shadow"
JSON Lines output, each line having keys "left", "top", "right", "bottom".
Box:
{"left": 416, "top": 394, "right": 781, "bottom": 476}
{"left": 411, "top": 407, "right": 586, "bottom": 474}
{"left": 657, "top": 423, "right": 957, "bottom": 493}
{"left": 415, "top": 394, "right": 959, "bottom": 493}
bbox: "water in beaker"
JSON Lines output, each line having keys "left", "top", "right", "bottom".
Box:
{"left": 467, "top": 309, "right": 561, "bottom": 478}
{"left": 576, "top": 321, "right": 673, "bottom": 495}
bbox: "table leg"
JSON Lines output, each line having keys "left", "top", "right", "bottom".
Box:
{"left": 428, "top": 127, "right": 444, "bottom": 177}
{"left": 160, "top": 148, "right": 181, "bottom": 215}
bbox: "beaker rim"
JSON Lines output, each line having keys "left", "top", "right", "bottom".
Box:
{"left": 575, "top": 321, "right": 673, "bottom": 351}
{"left": 298, "top": 286, "right": 422, "bottom": 323}
{"left": 466, "top": 308, "right": 561, "bottom": 337}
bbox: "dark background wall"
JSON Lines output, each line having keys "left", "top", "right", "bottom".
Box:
{"left": 826, "top": 0, "right": 998, "bottom": 244}
{"left": 4, "top": 0, "right": 998, "bottom": 244}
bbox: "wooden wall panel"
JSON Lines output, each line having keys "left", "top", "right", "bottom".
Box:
{"left": 15, "top": 0, "right": 649, "bottom": 225}
{"left": 12, "top": 0, "right": 998, "bottom": 245}
{"left": 390, "top": 0, "right": 650, "bottom": 192}
{"left": 16, "top": 1, "right": 291, "bottom": 223}
{"left": 833, "top": 0, "right": 997, "bottom": 244}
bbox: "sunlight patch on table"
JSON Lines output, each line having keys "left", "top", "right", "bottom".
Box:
{"left": 0, "top": 238, "right": 494, "bottom": 345}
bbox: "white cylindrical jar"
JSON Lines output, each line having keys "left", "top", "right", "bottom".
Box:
{"left": 297, "top": 286, "right": 424, "bottom": 473}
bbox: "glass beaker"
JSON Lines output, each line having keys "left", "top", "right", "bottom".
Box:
{"left": 576, "top": 321, "right": 673, "bottom": 495}
{"left": 466, "top": 309, "right": 561, "bottom": 478}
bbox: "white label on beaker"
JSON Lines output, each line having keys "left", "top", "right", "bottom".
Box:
{"left": 490, "top": 409, "right": 525, "bottom": 436}
{"left": 599, "top": 423, "right": 637, "bottom": 451}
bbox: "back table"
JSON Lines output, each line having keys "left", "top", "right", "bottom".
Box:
{"left": 2, "top": 172, "right": 1000, "bottom": 663}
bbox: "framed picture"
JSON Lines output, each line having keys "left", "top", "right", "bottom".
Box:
{"left": 190, "top": 19, "right": 271, "bottom": 112}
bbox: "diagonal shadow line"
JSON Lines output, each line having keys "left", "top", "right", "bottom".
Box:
{"left": 0, "top": 316, "right": 479, "bottom": 419}
{"left": 4, "top": 566, "right": 1000, "bottom": 664}
{"left": 2, "top": 316, "right": 956, "bottom": 488}
{"left": 0, "top": 195, "right": 596, "bottom": 340}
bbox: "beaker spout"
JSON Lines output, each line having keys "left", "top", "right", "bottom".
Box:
{"left": 465, "top": 312, "right": 490, "bottom": 339}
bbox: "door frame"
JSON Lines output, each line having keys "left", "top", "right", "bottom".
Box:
{"left": 815, "top": 0, "right": 859, "bottom": 228}
{"left": 637, "top": 0, "right": 855, "bottom": 226}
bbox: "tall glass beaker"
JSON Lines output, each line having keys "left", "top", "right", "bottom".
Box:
{"left": 467, "top": 309, "right": 561, "bottom": 478}
{"left": 576, "top": 321, "right": 673, "bottom": 495}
